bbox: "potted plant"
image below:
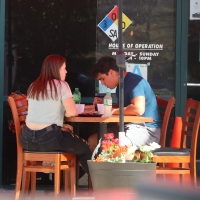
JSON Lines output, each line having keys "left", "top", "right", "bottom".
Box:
{"left": 87, "top": 133, "right": 160, "bottom": 191}
{"left": 94, "top": 133, "right": 128, "bottom": 163}
{"left": 131, "top": 142, "right": 161, "bottom": 163}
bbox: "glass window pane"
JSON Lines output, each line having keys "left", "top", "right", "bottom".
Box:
{"left": 96, "top": 0, "right": 175, "bottom": 98}
{"left": 6, "top": 0, "right": 97, "bottom": 97}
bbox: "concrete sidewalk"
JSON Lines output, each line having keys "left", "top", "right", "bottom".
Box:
{"left": 1, "top": 174, "right": 200, "bottom": 200}
{"left": 0, "top": 188, "right": 96, "bottom": 200}
{"left": 0, "top": 174, "right": 91, "bottom": 200}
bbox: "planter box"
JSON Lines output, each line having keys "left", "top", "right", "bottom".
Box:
{"left": 87, "top": 160, "right": 156, "bottom": 190}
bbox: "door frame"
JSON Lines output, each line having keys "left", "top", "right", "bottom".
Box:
{"left": 0, "top": 0, "right": 5, "bottom": 187}
{"left": 175, "top": 0, "right": 189, "bottom": 117}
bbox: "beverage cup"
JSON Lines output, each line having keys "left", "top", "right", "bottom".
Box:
{"left": 97, "top": 104, "right": 104, "bottom": 114}
{"left": 76, "top": 104, "right": 85, "bottom": 114}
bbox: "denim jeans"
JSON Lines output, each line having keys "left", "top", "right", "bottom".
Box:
{"left": 20, "top": 124, "right": 92, "bottom": 174}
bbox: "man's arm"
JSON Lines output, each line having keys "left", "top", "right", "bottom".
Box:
{"left": 112, "top": 96, "right": 145, "bottom": 116}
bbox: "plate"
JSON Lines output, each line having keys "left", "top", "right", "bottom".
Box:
{"left": 78, "top": 113, "right": 103, "bottom": 117}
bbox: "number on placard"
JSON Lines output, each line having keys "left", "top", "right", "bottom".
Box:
{"left": 111, "top": 13, "right": 117, "bottom": 20}
{"left": 103, "top": 20, "right": 107, "bottom": 28}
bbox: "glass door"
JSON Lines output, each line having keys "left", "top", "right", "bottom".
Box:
{"left": 188, "top": 1, "right": 200, "bottom": 163}
{"left": 187, "top": 21, "right": 200, "bottom": 101}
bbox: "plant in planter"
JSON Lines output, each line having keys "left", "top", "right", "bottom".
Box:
{"left": 88, "top": 133, "right": 160, "bottom": 191}
{"left": 94, "top": 133, "right": 128, "bottom": 163}
{"left": 132, "top": 142, "right": 161, "bottom": 163}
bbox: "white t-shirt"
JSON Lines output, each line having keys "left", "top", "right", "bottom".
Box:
{"left": 26, "top": 79, "right": 73, "bottom": 126}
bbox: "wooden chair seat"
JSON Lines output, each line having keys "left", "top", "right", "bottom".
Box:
{"left": 8, "top": 93, "right": 76, "bottom": 200}
{"left": 153, "top": 147, "right": 190, "bottom": 156}
{"left": 153, "top": 167, "right": 191, "bottom": 175}
{"left": 23, "top": 150, "right": 65, "bottom": 154}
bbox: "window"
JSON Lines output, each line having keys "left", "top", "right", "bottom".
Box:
{"left": 5, "top": 0, "right": 97, "bottom": 97}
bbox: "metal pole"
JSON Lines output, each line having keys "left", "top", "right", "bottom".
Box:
{"left": 0, "top": 0, "right": 6, "bottom": 188}
{"left": 7, "top": 0, "right": 13, "bottom": 94}
{"left": 118, "top": 0, "right": 123, "bottom": 52}
{"left": 117, "top": 0, "right": 125, "bottom": 132}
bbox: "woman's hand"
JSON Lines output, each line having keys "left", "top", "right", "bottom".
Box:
{"left": 61, "top": 124, "right": 73, "bottom": 133}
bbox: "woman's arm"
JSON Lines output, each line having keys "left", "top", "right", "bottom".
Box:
{"left": 62, "top": 97, "right": 77, "bottom": 117}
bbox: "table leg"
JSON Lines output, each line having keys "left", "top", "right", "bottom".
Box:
{"left": 71, "top": 122, "right": 80, "bottom": 189}
{"left": 99, "top": 123, "right": 107, "bottom": 149}
{"left": 99, "top": 123, "right": 107, "bottom": 140}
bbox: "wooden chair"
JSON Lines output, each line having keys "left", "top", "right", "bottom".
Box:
{"left": 156, "top": 96, "right": 175, "bottom": 147}
{"left": 8, "top": 94, "right": 76, "bottom": 200}
{"left": 153, "top": 98, "right": 200, "bottom": 186}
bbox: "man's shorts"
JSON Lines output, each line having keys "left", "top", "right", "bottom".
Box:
{"left": 108, "top": 123, "right": 160, "bottom": 147}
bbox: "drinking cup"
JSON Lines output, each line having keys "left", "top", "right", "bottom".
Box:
{"left": 97, "top": 104, "right": 104, "bottom": 114}
{"left": 76, "top": 104, "right": 85, "bottom": 114}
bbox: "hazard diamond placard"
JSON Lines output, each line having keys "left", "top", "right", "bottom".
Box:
{"left": 98, "top": 6, "right": 132, "bottom": 42}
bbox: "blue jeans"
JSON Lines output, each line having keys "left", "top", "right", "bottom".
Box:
{"left": 20, "top": 124, "right": 92, "bottom": 174}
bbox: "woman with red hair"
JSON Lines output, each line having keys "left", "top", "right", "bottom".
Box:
{"left": 20, "top": 54, "right": 92, "bottom": 175}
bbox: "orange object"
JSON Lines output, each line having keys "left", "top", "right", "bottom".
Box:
{"left": 167, "top": 117, "right": 188, "bottom": 168}
{"left": 167, "top": 117, "right": 182, "bottom": 168}
{"left": 166, "top": 117, "right": 182, "bottom": 182}
{"left": 166, "top": 117, "right": 190, "bottom": 183}
{"left": 170, "top": 116, "right": 182, "bottom": 148}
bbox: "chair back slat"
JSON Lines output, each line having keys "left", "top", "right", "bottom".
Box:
{"left": 186, "top": 113, "right": 196, "bottom": 119}
{"left": 8, "top": 94, "right": 28, "bottom": 124}
{"left": 19, "top": 115, "right": 27, "bottom": 124}
{"left": 156, "top": 96, "right": 175, "bottom": 147}
{"left": 181, "top": 99, "right": 200, "bottom": 162}
{"left": 185, "top": 121, "right": 195, "bottom": 127}
{"left": 15, "top": 98, "right": 27, "bottom": 107}
{"left": 8, "top": 95, "right": 28, "bottom": 159}
{"left": 185, "top": 131, "right": 192, "bottom": 136}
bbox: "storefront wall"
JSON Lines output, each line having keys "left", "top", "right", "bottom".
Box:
{"left": 0, "top": 0, "right": 199, "bottom": 187}
{"left": 96, "top": 0, "right": 176, "bottom": 98}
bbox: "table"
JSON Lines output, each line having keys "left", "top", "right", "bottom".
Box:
{"left": 65, "top": 115, "right": 153, "bottom": 139}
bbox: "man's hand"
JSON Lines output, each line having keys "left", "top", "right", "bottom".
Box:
{"left": 93, "top": 97, "right": 103, "bottom": 104}
{"left": 61, "top": 124, "right": 73, "bottom": 133}
{"left": 111, "top": 108, "right": 119, "bottom": 115}
{"left": 111, "top": 96, "right": 145, "bottom": 116}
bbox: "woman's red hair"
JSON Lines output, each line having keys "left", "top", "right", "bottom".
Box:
{"left": 27, "top": 55, "right": 66, "bottom": 100}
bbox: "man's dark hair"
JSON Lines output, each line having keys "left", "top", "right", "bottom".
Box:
{"left": 91, "top": 56, "right": 119, "bottom": 78}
